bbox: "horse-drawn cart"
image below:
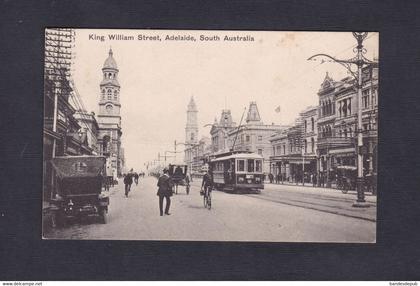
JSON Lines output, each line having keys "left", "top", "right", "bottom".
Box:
{"left": 168, "top": 164, "right": 190, "bottom": 195}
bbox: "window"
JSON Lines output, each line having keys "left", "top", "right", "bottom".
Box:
{"left": 363, "top": 90, "right": 370, "bottom": 109}
{"left": 114, "top": 90, "right": 118, "bottom": 100}
{"left": 247, "top": 159, "right": 255, "bottom": 172}
{"left": 311, "top": 118, "right": 314, "bottom": 132}
{"left": 276, "top": 145, "right": 281, "bottom": 155}
{"left": 101, "top": 89, "right": 105, "bottom": 99}
{"left": 304, "top": 140, "right": 307, "bottom": 154}
{"left": 339, "top": 102, "right": 342, "bottom": 117}
{"left": 191, "top": 133, "right": 195, "bottom": 141}
{"left": 304, "top": 120, "right": 307, "bottom": 133}
{"left": 348, "top": 99, "right": 351, "bottom": 115}
{"left": 311, "top": 138, "right": 315, "bottom": 153}
{"left": 342, "top": 100, "right": 347, "bottom": 117}
{"left": 246, "top": 135, "right": 250, "bottom": 142}
{"left": 371, "top": 89, "right": 377, "bottom": 107}
{"left": 273, "top": 146, "right": 276, "bottom": 156}
{"left": 258, "top": 135, "right": 262, "bottom": 141}
{"left": 258, "top": 149, "right": 263, "bottom": 155}
{"left": 107, "top": 89, "right": 112, "bottom": 100}
{"left": 283, "top": 145, "right": 286, "bottom": 154}
{"left": 255, "top": 160, "right": 262, "bottom": 172}
{"left": 237, "top": 160, "right": 245, "bottom": 172}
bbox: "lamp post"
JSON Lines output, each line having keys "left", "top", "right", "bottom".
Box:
{"left": 308, "top": 32, "right": 377, "bottom": 207}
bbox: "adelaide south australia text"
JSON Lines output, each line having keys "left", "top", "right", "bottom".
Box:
{"left": 88, "top": 34, "right": 255, "bottom": 42}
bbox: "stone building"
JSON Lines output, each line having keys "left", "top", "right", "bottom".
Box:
{"left": 96, "top": 48, "right": 123, "bottom": 177}
{"left": 210, "top": 109, "right": 236, "bottom": 153}
{"left": 226, "top": 102, "right": 284, "bottom": 173}
{"left": 73, "top": 111, "right": 99, "bottom": 155}
{"left": 317, "top": 66, "right": 378, "bottom": 187}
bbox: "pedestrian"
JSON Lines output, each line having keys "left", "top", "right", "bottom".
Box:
{"left": 123, "top": 169, "right": 134, "bottom": 197}
{"left": 157, "top": 167, "right": 173, "bottom": 216}
{"left": 268, "top": 173, "right": 273, "bottom": 183}
{"left": 134, "top": 172, "right": 139, "bottom": 186}
{"left": 313, "top": 173, "right": 317, "bottom": 187}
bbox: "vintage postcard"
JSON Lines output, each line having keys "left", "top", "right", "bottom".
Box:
{"left": 42, "top": 29, "right": 378, "bottom": 242}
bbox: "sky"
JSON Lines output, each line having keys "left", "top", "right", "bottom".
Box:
{"left": 71, "top": 29, "right": 378, "bottom": 171}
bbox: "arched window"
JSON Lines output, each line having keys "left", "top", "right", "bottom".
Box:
{"left": 107, "top": 89, "right": 112, "bottom": 100}
{"left": 311, "top": 117, "right": 314, "bottom": 132}
{"left": 101, "top": 89, "right": 105, "bottom": 99}
{"left": 304, "top": 120, "right": 307, "bottom": 133}
{"left": 349, "top": 127, "right": 352, "bottom": 137}
{"left": 108, "top": 73, "right": 112, "bottom": 79}
{"left": 304, "top": 139, "right": 307, "bottom": 154}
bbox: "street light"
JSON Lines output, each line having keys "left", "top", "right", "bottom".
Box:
{"left": 308, "top": 32, "right": 378, "bottom": 207}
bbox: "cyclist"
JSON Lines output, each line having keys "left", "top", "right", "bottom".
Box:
{"left": 200, "top": 170, "right": 213, "bottom": 196}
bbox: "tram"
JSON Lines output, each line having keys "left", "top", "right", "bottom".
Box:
{"left": 209, "top": 151, "right": 264, "bottom": 193}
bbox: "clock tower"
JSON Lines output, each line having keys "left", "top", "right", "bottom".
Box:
{"left": 185, "top": 96, "right": 198, "bottom": 144}
{"left": 97, "top": 48, "right": 123, "bottom": 176}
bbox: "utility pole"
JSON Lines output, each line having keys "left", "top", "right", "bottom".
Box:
{"left": 308, "top": 32, "right": 377, "bottom": 207}
{"left": 174, "top": 140, "right": 177, "bottom": 162}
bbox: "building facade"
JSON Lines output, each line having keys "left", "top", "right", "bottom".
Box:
{"left": 316, "top": 67, "right": 378, "bottom": 188}
{"left": 226, "top": 102, "right": 284, "bottom": 173}
{"left": 73, "top": 111, "right": 99, "bottom": 155}
{"left": 97, "top": 49, "right": 123, "bottom": 177}
{"left": 210, "top": 109, "right": 236, "bottom": 153}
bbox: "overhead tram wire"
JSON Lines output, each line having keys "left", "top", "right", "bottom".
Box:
{"left": 272, "top": 33, "right": 376, "bottom": 101}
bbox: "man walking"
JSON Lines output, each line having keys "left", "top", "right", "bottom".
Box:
{"left": 123, "top": 169, "right": 134, "bottom": 197}
{"left": 157, "top": 168, "right": 173, "bottom": 216}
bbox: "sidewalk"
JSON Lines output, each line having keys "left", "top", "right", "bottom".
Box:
{"left": 264, "top": 181, "right": 377, "bottom": 204}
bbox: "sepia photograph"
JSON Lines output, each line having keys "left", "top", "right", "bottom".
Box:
{"left": 42, "top": 29, "right": 378, "bottom": 242}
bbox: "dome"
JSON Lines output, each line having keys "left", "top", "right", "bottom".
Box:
{"left": 103, "top": 48, "right": 118, "bottom": 70}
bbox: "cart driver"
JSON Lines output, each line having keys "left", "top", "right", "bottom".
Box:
{"left": 200, "top": 170, "right": 213, "bottom": 196}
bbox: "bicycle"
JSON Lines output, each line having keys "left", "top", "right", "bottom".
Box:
{"left": 202, "top": 186, "right": 212, "bottom": 210}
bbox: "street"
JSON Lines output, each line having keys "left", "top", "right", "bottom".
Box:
{"left": 44, "top": 176, "right": 376, "bottom": 242}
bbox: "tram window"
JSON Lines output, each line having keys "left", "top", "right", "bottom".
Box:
{"left": 247, "top": 159, "right": 255, "bottom": 172}
{"left": 255, "top": 160, "right": 262, "bottom": 172}
{"left": 237, "top": 160, "right": 245, "bottom": 172}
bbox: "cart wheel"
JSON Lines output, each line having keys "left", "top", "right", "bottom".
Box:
{"left": 100, "top": 208, "right": 108, "bottom": 224}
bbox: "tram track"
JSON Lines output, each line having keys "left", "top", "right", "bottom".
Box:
{"left": 244, "top": 193, "right": 376, "bottom": 222}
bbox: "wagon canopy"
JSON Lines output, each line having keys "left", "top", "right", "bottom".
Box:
{"left": 51, "top": 156, "right": 106, "bottom": 179}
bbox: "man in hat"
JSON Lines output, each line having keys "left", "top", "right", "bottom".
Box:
{"left": 157, "top": 167, "right": 174, "bottom": 216}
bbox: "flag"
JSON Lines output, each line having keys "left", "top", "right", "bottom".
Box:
{"left": 275, "top": 106, "right": 281, "bottom": 113}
